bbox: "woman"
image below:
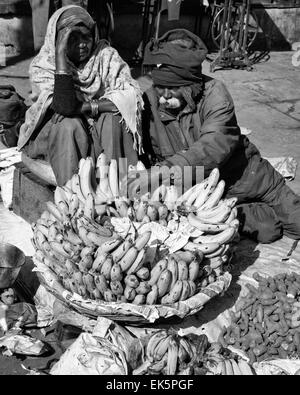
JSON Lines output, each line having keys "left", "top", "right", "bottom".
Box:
{"left": 18, "top": 5, "right": 143, "bottom": 186}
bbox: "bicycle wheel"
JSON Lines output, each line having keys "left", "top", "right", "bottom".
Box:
{"left": 211, "top": 4, "right": 259, "bottom": 50}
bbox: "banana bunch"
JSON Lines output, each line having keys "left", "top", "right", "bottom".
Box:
{"left": 138, "top": 330, "right": 196, "bottom": 375}
{"left": 211, "top": 358, "right": 254, "bottom": 375}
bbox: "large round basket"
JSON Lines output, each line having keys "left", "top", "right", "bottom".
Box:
{"left": 34, "top": 258, "right": 232, "bottom": 326}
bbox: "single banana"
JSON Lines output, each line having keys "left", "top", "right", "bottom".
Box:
{"left": 92, "top": 288, "right": 102, "bottom": 301}
{"left": 73, "top": 271, "right": 84, "bottom": 287}
{"left": 136, "top": 267, "right": 150, "bottom": 280}
{"left": 111, "top": 237, "right": 133, "bottom": 264}
{"left": 124, "top": 285, "right": 136, "bottom": 301}
{"left": 157, "top": 269, "right": 172, "bottom": 298}
{"left": 186, "top": 181, "right": 209, "bottom": 207}
{"left": 110, "top": 280, "right": 124, "bottom": 296}
{"left": 193, "top": 226, "right": 237, "bottom": 245}
{"left": 187, "top": 280, "right": 196, "bottom": 297}
{"left": 83, "top": 193, "right": 95, "bottom": 220}
{"left": 179, "top": 280, "right": 191, "bottom": 301}
{"left": 177, "top": 260, "right": 189, "bottom": 281}
{"left": 45, "top": 201, "right": 63, "bottom": 222}
{"left": 164, "top": 185, "right": 179, "bottom": 211}
{"left": 132, "top": 294, "right": 146, "bottom": 305}
{"left": 78, "top": 225, "right": 94, "bottom": 246}
{"left": 119, "top": 246, "right": 139, "bottom": 272}
{"left": 158, "top": 204, "right": 169, "bottom": 221}
{"left": 225, "top": 206, "right": 238, "bottom": 224}
{"left": 94, "top": 274, "right": 108, "bottom": 295}
{"left": 201, "top": 179, "right": 225, "bottom": 210}
{"left": 161, "top": 281, "right": 182, "bottom": 304}
{"left": 104, "top": 290, "right": 117, "bottom": 302}
{"left": 65, "top": 229, "right": 82, "bottom": 246}
{"left": 78, "top": 255, "right": 93, "bottom": 272}
{"left": 188, "top": 213, "right": 230, "bottom": 233}
{"left": 124, "top": 274, "right": 140, "bottom": 289}
{"left": 49, "top": 241, "right": 72, "bottom": 259}
{"left": 148, "top": 259, "right": 168, "bottom": 286}
{"left": 91, "top": 252, "right": 109, "bottom": 272}
{"left": 183, "top": 241, "right": 221, "bottom": 255}
{"left": 68, "top": 193, "right": 80, "bottom": 218}
{"left": 188, "top": 259, "right": 200, "bottom": 282}
{"left": 95, "top": 237, "right": 123, "bottom": 255}
{"left": 135, "top": 200, "right": 148, "bottom": 222}
{"left": 100, "top": 256, "right": 114, "bottom": 280}
{"left": 151, "top": 185, "right": 167, "bottom": 202}
{"left": 110, "top": 263, "right": 123, "bottom": 282}
{"left": 153, "top": 335, "right": 171, "bottom": 361}
{"left": 147, "top": 205, "right": 159, "bottom": 221}
{"left": 204, "top": 256, "right": 223, "bottom": 270}
{"left": 115, "top": 198, "right": 129, "bottom": 217}
{"left": 230, "top": 359, "right": 242, "bottom": 375}
{"left": 71, "top": 173, "right": 86, "bottom": 203}
{"left": 36, "top": 223, "right": 49, "bottom": 239}
{"left": 86, "top": 231, "right": 112, "bottom": 247}
{"left": 54, "top": 186, "right": 68, "bottom": 207}
{"left": 135, "top": 281, "right": 151, "bottom": 295}
{"left": 166, "top": 337, "right": 178, "bottom": 375}
{"left": 108, "top": 159, "right": 119, "bottom": 198}
{"left": 224, "top": 359, "right": 234, "bottom": 375}
{"left": 146, "top": 284, "right": 158, "bottom": 305}
{"left": 134, "top": 231, "right": 151, "bottom": 251}
{"left": 204, "top": 244, "right": 227, "bottom": 259}
{"left": 96, "top": 153, "right": 113, "bottom": 200}
{"left": 237, "top": 359, "right": 253, "bottom": 375}
{"left": 82, "top": 273, "right": 96, "bottom": 294}
{"left": 176, "top": 184, "right": 198, "bottom": 205}
{"left": 167, "top": 256, "right": 178, "bottom": 289}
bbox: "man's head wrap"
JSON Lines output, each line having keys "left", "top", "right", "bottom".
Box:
{"left": 143, "top": 29, "right": 208, "bottom": 87}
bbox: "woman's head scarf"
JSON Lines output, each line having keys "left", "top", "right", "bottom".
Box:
{"left": 18, "top": 5, "right": 143, "bottom": 153}
{"left": 143, "top": 29, "right": 208, "bottom": 87}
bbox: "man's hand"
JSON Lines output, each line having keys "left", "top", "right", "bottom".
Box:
{"left": 98, "top": 99, "right": 118, "bottom": 114}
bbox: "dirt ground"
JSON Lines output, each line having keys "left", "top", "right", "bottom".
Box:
{"left": 0, "top": 49, "right": 299, "bottom": 375}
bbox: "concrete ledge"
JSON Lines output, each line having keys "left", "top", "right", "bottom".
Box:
{"left": 12, "top": 163, "right": 54, "bottom": 224}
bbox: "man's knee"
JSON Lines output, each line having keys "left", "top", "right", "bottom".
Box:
{"left": 56, "top": 117, "right": 83, "bottom": 135}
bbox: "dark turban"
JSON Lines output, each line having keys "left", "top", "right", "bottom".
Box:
{"left": 143, "top": 29, "right": 208, "bottom": 87}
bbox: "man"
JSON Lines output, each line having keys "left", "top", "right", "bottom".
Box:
{"left": 137, "top": 28, "right": 300, "bottom": 244}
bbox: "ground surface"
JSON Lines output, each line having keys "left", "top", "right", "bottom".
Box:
{"left": 0, "top": 50, "right": 299, "bottom": 375}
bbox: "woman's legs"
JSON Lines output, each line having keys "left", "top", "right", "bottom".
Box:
{"left": 94, "top": 112, "right": 139, "bottom": 166}
{"left": 48, "top": 117, "right": 90, "bottom": 186}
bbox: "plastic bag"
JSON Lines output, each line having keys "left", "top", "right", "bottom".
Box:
{"left": 50, "top": 332, "right": 128, "bottom": 375}
{"left": 0, "top": 166, "right": 15, "bottom": 208}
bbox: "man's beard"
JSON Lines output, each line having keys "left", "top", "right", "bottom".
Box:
{"left": 159, "top": 96, "right": 182, "bottom": 109}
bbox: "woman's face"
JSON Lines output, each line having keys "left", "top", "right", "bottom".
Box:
{"left": 66, "top": 25, "right": 94, "bottom": 65}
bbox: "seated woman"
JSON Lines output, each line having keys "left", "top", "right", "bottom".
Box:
{"left": 18, "top": 5, "right": 143, "bottom": 186}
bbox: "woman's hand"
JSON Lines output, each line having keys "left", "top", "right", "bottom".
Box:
{"left": 55, "top": 27, "right": 73, "bottom": 72}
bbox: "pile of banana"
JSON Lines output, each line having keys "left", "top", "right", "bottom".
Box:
{"left": 32, "top": 154, "right": 238, "bottom": 305}
{"left": 133, "top": 330, "right": 254, "bottom": 375}
{"left": 208, "top": 358, "right": 254, "bottom": 375}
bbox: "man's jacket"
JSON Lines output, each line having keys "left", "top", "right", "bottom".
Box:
{"left": 141, "top": 76, "right": 261, "bottom": 189}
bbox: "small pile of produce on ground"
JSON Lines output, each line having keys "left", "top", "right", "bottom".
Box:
{"left": 133, "top": 329, "right": 254, "bottom": 375}
{"left": 219, "top": 271, "right": 300, "bottom": 363}
{"left": 31, "top": 154, "right": 237, "bottom": 322}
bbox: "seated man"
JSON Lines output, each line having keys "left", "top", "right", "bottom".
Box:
{"left": 139, "top": 28, "right": 300, "bottom": 244}
{"left": 18, "top": 5, "right": 143, "bottom": 186}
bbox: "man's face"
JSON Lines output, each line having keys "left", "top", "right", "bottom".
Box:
{"left": 67, "top": 26, "right": 94, "bottom": 65}
{"left": 154, "top": 85, "right": 185, "bottom": 112}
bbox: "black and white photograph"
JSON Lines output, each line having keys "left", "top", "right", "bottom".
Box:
{"left": 0, "top": 0, "right": 299, "bottom": 377}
